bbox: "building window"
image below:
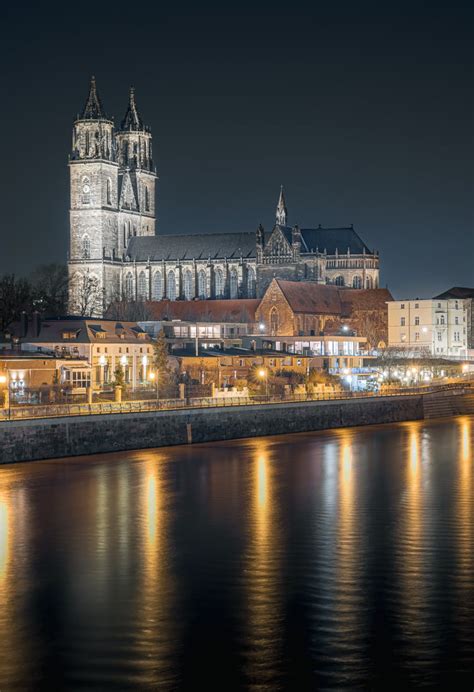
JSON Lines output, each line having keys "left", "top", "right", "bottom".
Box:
{"left": 440, "top": 315, "right": 445, "bottom": 325}
{"left": 81, "top": 176, "right": 91, "bottom": 204}
{"left": 152, "top": 271, "right": 163, "bottom": 300}
{"left": 415, "top": 332, "right": 420, "bottom": 341}
{"left": 137, "top": 271, "right": 147, "bottom": 300}
{"left": 335, "top": 275, "right": 345, "bottom": 286}
{"left": 167, "top": 270, "right": 176, "bottom": 300}
{"left": 415, "top": 316, "right": 420, "bottom": 326}
{"left": 183, "top": 269, "right": 194, "bottom": 300}
{"left": 214, "top": 268, "right": 224, "bottom": 298}
{"left": 230, "top": 268, "right": 239, "bottom": 299}
{"left": 365, "top": 276, "right": 373, "bottom": 289}
{"left": 247, "top": 266, "right": 256, "bottom": 297}
{"left": 455, "top": 316, "right": 459, "bottom": 325}
{"left": 106, "top": 178, "right": 112, "bottom": 205}
{"left": 401, "top": 317, "right": 405, "bottom": 326}
{"left": 125, "top": 272, "right": 133, "bottom": 299}
{"left": 144, "top": 186, "right": 150, "bottom": 212}
{"left": 198, "top": 269, "right": 207, "bottom": 299}
{"left": 437, "top": 332, "right": 442, "bottom": 341}
{"left": 415, "top": 303, "right": 419, "bottom": 309}
{"left": 81, "top": 235, "right": 91, "bottom": 259}
{"left": 352, "top": 275, "right": 362, "bottom": 289}
{"left": 270, "top": 307, "right": 279, "bottom": 335}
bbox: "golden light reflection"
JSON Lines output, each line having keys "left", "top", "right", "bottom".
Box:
{"left": 397, "top": 422, "right": 426, "bottom": 651}
{"left": 244, "top": 441, "right": 282, "bottom": 684}
{"left": 456, "top": 417, "right": 472, "bottom": 609}
{"left": 137, "top": 454, "right": 176, "bottom": 686}
{"left": 335, "top": 432, "right": 358, "bottom": 623}
{"left": 0, "top": 498, "right": 9, "bottom": 587}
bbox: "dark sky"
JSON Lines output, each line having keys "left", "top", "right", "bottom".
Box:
{"left": 1, "top": 2, "right": 473, "bottom": 298}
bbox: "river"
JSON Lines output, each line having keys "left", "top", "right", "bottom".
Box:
{"left": 0, "top": 417, "right": 473, "bottom": 689}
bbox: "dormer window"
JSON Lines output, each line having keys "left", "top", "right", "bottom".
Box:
{"left": 62, "top": 330, "right": 79, "bottom": 340}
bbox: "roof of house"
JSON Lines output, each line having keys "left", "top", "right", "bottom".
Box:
{"left": 126, "top": 232, "right": 257, "bottom": 262}
{"left": 274, "top": 280, "right": 343, "bottom": 314}
{"left": 12, "top": 319, "right": 151, "bottom": 345}
{"left": 142, "top": 299, "right": 260, "bottom": 323}
{"left": 433, "top": 286, "right": 474, "bottom": 300}
{"left": 339, "top": 288, "right": 393, "bottom": 315}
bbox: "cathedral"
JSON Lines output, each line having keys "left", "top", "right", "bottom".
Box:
{"left": 68, "top": 78, "right": 380, "bottom": 315}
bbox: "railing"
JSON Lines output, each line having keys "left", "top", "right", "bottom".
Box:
{"left": 0, "top": 382, "right": 470, "bottom": 422}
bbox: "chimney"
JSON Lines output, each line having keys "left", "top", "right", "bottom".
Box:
{"left": 32, "top": 311, "right": 41, "bottom": 338}
{"left": 20, "top": 311, "right": 28, "bottom": 338}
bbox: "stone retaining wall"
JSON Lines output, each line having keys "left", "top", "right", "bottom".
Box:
{"left": 0, "top": 395, "right": 424, "bottom": 464}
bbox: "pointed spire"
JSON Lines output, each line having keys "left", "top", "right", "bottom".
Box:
{"left": 80, "top": 76, "right": 107, "bottom": 120}
{"left": 120, "top": 86, "right": 144, "bottom": 131}
{"left": 276, "top": 185, "right": 288, "bottom": 226}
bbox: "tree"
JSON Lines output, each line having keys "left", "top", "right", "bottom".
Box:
{"left": 113, "top": 364, "right": 125, "bottom": 388}
{"left": 151, "top": 330, "right": 177, "bottom": 397}
{"left": 70, "top": 270, "right": 103, "bottom": 316}
{"left": 31, "top": 263, "right": 69, "bottom": 316}
{"left": 0, "top": 274, "right": 32, "bottom": 334}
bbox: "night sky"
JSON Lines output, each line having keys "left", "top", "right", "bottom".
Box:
{"left": 1, "top": 2, "right": 473, "bottom": 298}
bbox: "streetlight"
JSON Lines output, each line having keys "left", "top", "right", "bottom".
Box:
{"left": 258, "top": 368, "right": 268, "bottom": 399}
{"left": 149, "top": 371, "right": 159, "bottom": 401}
{"left": 0, "top": 373, "right": 9, "bottom": 411}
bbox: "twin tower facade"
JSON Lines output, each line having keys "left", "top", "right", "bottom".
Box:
{"left": 69, "top": 78, "right": 380, "bottom": 316}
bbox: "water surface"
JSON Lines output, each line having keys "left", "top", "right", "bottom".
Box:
{"left": 0, "top": 417, "right": 473, "bottom": 689}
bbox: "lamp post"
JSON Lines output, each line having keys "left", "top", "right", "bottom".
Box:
{"left": 0, "top": 373, "right": 9, "bottom": 412}
{"left": 258, "top": 368, "right": 268, "bottom": 399}
{"left": 149, "top": 371, "right": 159, "bottom": 401}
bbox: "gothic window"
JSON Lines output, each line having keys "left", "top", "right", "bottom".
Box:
{"left": 125, "top": 272, "right": 134, "bottom": 300}
{"left": 183, "top": 270, "right": 194, "bottom": 300}
{"left": 167, "top": 271, "right": 176, "bottom": 300}
{"left": 81, "top": 235, "right": 91, "bottom": 259}
{"left": 215, "top": 268, "right": 224, "bottom": 298}
{"left": 137, "top": 271, "right": 147, "bottom": 300}
{"left": 198, "top": 270, "right": 207, "bottom": 299}
{"left": 352, "top": 275, "right": 362, "bottom": 289}
{"left": 230, "top": 268, "right": 239, "bottom": 299}
{"left": 152, "top": 271, "right": 163, "bottom": 300}
{"left": 81, "top": 176, "right": 91, "bottom": 204}
{"left": 270, "top": 307, "right": 279, "bottom": 335}
{"left": 366, "top": 276, "right": 373, "bottom": 289}
{"left": 335, "top": 276, "right": 345, "bottom": 286}
{"left": 247, "top": 266, "right": 256, "bottom": 297}
{"left": 144, "top": 186, "right": 150, "bottom": 212}
{"left": 106, "top": 178, "right": 112, "bottom": 205}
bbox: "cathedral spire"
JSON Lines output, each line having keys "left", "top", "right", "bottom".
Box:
{"left": 80, "top": 76, "right": 108, "bottom": 120}
{"left": 276, "top": 185, "right": 288, "bottom": 226}
{"left": 120, "top": 86, "right": 144, "bottom": 131}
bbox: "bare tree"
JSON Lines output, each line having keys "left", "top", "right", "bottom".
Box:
{"left": 31, "top": 263, "right": 69, "bottom": 316}
{"left": 0, "top": 274, "right": 32, "bottom": 333}
{"left": 70, "top": 271, "right": 103, "bottom": 317}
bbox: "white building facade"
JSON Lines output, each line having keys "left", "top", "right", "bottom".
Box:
{"left": 388, "top": 298, "right": 468, "bottom": 357}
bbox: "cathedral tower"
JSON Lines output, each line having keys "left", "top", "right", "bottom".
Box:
{"left": 69, "top": 77, "right": 120, "bottom": 313}
{"left": 115, "top": 87, "right": 156, "bottom": 252}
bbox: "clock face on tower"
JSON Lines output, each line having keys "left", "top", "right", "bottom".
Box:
{"left": 83, "top": 184, "right": 90, "bottom": 194}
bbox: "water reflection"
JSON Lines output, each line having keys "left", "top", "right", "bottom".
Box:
{"left": 243, "top": 442, "right": 283, "bottom": 688}
{"left": 137, "top": 455, "right": 177, "bottom": 688}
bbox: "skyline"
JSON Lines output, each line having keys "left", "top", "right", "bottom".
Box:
{"left": 1, "top": 3, "right": 473, "bottom": 297}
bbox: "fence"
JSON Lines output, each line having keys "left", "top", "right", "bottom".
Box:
{"left": 0, "top": 382, "right": 470, "bottom": 422}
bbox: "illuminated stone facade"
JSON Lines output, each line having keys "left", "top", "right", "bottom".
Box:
{"left": 68, "top": 79, "right": 380, "bottom": 316}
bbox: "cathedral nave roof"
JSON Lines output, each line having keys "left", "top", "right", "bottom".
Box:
{"left": 275, "top": 225, "right": 373, "bottom": 255}
{"left": 126, "top": 232, "right": 257, "bottom": 262}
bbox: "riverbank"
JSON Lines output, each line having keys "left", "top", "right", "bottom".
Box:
{"left": 2, "top": 390, "right": 473, "bottom": 464}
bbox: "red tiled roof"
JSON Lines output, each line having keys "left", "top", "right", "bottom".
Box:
{"left": 275, "top": 280, "right": 342, "bottom": 314}
{"left": 339, "top": 288, "right": 393, "bottom": 315}
{"left": 143, "top": 299, "right": 260, "bottom": 323}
